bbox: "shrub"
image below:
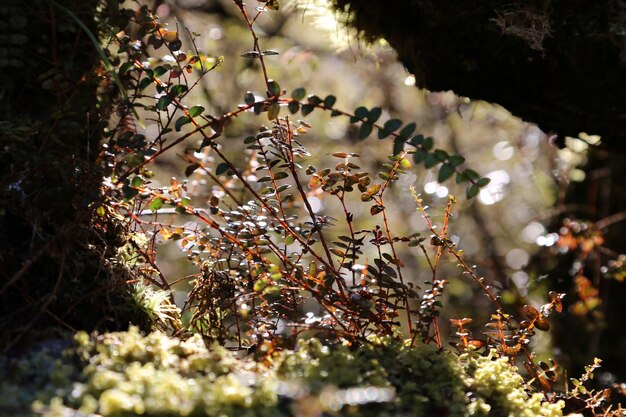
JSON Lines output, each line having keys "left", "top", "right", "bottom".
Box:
{"left": 0, "top": 1, "right": 619, "bottom": 416}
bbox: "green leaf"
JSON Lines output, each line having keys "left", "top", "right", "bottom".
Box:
{"left": 156, "top": 95, "right": 172, "bottom": 110}
{"left": 354, "top": 106, "right": 368, "bottom": 120}
{"left": 307, "top": 94, "right": 322, "bottom": 105}
{"left": 215, "top": 163, "right": 229, "bottom": 175}
{"left": 189, "top": 105, "right": 204, "bottom": 117}
{"left": 122, "top": 185, "right": 138, "bottom": 201}
{"left": 244, "top": 91, "right": 255, "bottom": 105}
{"left": 422, "top": 137, "right": 434, "bottom": 151}
{"left": 359, "top": 122, "right": 373, "bottom": 139}
{"left": 361, "top": 193, "right": 373, "bottom": 202}
{"left": 438, "top": 163, "right": 455, "bottom": 182}
{"left": 399, "top": 157, "right": 412, "bottom": 169}
{"left": 477, "top": 177, "right": 491, "bottom": 187}
{"left": 464, "top": 169, "right": 480, "bottom": 180}
{"left": 267, "top": 79, "right": 281, "bottom": 96}
{"left": 331, "top": 110, "right": 342, "bottom": 117}
{"left": 253, "top": 278, "right": 268, "bottom": 292}
{"left": 399, "top": 122, "right": 416, "bottom": 139}
{"left": 448, "top": 155, "right": 465, "bottom": 167}
{"left": 153, "top": 66, "right": 168, "bottom": 76}
{"left": 138, "top": 77, "right": 153, "bottom": 91}
{"left": 175, "top": 116, "right": 191, "bottom": 131}
{"left": 383, "top": 119, "right": 402, "bottom": 133}
{"left": 267, "top": 102, "right": 280, "bottom": 120}
{"left": 131, "top": 176, "right": 143, "bottom": 187}
{"left": 466, "top": 184, "right": 480, "bottom": 199}
{"left": 273, "top": 171, "right": 289, "bottom": 180}
{"left": 171, "top": 84, "right": 188, "bottom": 97}
{"left": 367, "top": 184, "right": 381, "bottom": 195}
{"left": 409, "top": 134, "right": 424, "bottom": 146}
{"left": 413, "top": 150, "right": 426, "bottom": 164}
{"left": 378, "top": 128, "right": 392, "bottom": 140}
{"left": 241, "top": 51, "right": 261, "bottom": 58}
{"left": 185, "top": 163, "right": 200, "bottom": 177}
{"left": 323, "top": 95, "right": 336, "bottom": 108}
{"left": 288, "top": 101, "right": 299, "bottom": 114}
{"left": 149, "top": 197, "right": 164, "bottom": 211}
{"left": 425, "top": 153, "right": 439, "bottom": 168}
{"left": 285, "top": 235, "right": 295, "bottom": 245}
{"left": 393, "top": 138, "right": 404, "bottom": 155}
{"left": 292, "top": 87, "right": 306, "bottom": 100}
{"left": 301, "top": 104, "right": 314, "bottom": 116}
{"left": 368, "top": 107, "right": 382, "bottom": 123}
{"left": 370, "top": 204, "right": 384, "bottom": 215}
{"left": 434, "top": 149, "right": 449, "bottom": 161}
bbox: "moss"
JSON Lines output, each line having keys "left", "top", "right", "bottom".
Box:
{"left": 460, "top": 350, "right": 564, "bottom": 417}
{"left": 0, "top": 329, "right": 564, "bottom": 417}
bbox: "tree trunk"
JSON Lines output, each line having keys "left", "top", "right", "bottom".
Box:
{"left": 333, "top": 0, "right": 626, "bottom": 149}
{"left": 0, "top": 0, "right": 131, "bottom": 350}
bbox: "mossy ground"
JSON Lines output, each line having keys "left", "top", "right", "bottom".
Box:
{"left": 0, "top": 328, "right": 564, "bottom": 417}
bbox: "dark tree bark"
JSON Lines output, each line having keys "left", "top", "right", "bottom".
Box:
{"left": 0, "top": 0, "right": 132, "bottom": 350}
{"left": 333, "top": 0, "right": 626, "bottom": 149}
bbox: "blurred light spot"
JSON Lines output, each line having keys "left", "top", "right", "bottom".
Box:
{"left": 307, "top": 196, "right": 322, "bottom": 213}
{"left": 404, "top": 74, "right": 416, "bottom": 86}
{"left": 320, "top": 386, "right": 395, "bottom": 411}
{"left": 208, "top": 27, "right": 223, "bottom": 40}
{"left": 492, "top": 140, "right": 514, "bottom": 161}
{"left": 155, "top": 3, "right": 171, "bottom": 16}
{"left": 435, "top": 185, "right": 449, "bottom": 198}
{"left": 522, "top": 222, "right": 545, "bottom": 243}
{"left": 536, "top": 233, "right": 558, "bottom": 247}
{"left": 511, "top": 271, "right": 529, "bottom": 296}
{"left": 505, "top": 248, "right": 529, "bottom": 269}
{"left": 478, "top": 170, "right": 509, "bottom": 205}
{"left": 325, "top": 120, "right": 347, "bottom": 140}
{"left": 424, "top": 181, "right": 437, "bottom": 194}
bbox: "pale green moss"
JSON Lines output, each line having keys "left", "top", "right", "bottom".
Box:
{"left": 0, "top": 328, "right": 564, "bottom": 417}
{"left": 460, "top": 349, "right": 564, "bottom": 417}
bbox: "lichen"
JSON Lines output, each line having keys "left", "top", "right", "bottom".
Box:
{"left": 0, "top": 328, "right": 564, "bottom": 417}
